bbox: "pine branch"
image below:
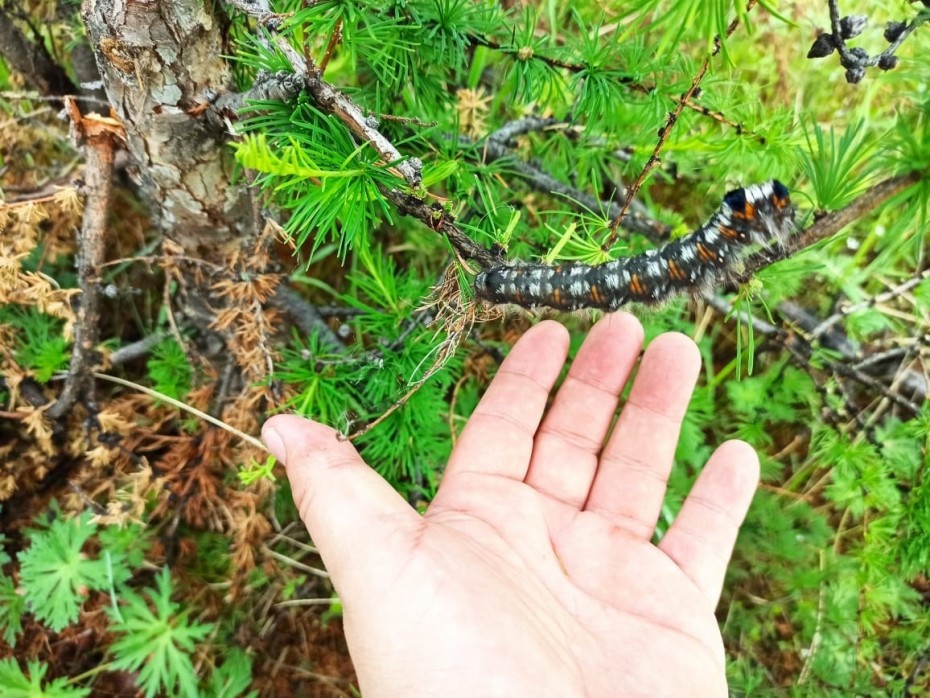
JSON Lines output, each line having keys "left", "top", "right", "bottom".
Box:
{"left": 222, "top": 0, "right": 764, "bottom": 265}
{"left": 270, "top": 286, "right": 345, "bottom": 352}
{"left": 220, "top": 0, "right": 422, "bottom": 187}
{"left": 223, "top": 0, "right": 283, "bottom": 28}
{"left": 602, "top": 0, "right": 759, "bottom": 251}
{"left": 477, "top": 130, "right": 671, "bottom": 242}
{"left": 777, "top": 300, "right": 929, "bottom": 400}
{"left": 224, "top": 1, "right": 795, "bottom": 274}
{"left": 109, "top": 333, "right": 170, "bottom": 366}
{"left": 466, "top": 27, "right": 767, "bottom": 145}
{"left": 486, "top": 116, "right": 560, "bottom": 143}
{"left": 213, "top": 70, "right": 304, "bottom": 114}
{"left": 807, "top": 268, "right": 930, "bottom": 342}
{"left": 303, "top": 71, "right": 423, "bottom": 188}
{"left": 378, "top": 186, "right": 500, "bottom": 267}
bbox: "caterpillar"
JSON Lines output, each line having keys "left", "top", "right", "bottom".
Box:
{"left": 473, "top": 180, "right": 795, "bottom": 312}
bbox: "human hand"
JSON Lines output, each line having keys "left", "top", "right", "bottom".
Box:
{"left": 262, "top": 313, "right": 759, "bottom": 697}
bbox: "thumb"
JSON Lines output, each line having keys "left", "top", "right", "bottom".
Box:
{"left": 262, "top": 414, "right": 418, "bottom": 585}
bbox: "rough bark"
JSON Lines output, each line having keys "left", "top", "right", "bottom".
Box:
{"left": 81, "top": 0, "right": 255, "bottom": 252}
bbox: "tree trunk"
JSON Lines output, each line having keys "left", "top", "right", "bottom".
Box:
{"left": 80, "top": 0, "right": 255, "bottom": 253}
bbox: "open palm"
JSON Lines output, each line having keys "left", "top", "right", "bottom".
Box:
{"left": 263, "top": 312, "right": 759, "bottom": 697}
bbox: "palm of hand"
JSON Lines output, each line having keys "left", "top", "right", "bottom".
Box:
{"left": 264, "top": 313, "right": 758, "bottom": 697}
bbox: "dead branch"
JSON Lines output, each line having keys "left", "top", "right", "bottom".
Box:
{"left": 808, "top": 268, "right": 930, "bottom": 341}
{"left": 302, "top": 72, "right": 423, "bottom": 188}
{"left": 807, "top": 1, "right": 928, "bottom": 83}
{"left": 48, "top": 101, "right": 124, "bottom": 419}
{"left": 109, "top": 332, "right": 169, "bottom": 366}
{"left": 709, "top": 294, "right": 925, "bottom": 423}
{"left": 270, "top": 286, "right": 345, "bottom": 352}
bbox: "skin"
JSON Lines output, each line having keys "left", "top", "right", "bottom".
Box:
{"left": 263, "top": 312, "right": 760, "bottom": 697}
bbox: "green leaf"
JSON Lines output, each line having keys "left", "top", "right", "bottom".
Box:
{"left": 235, "top": 101, "right": 396, "bottom": 260}
{"left": 617, "top": 0, "right": 738, "bottom": 57}
{"left": 96, "top": 524, "right": 151, "bottom": 573}
{"left": 0, "top": 573, "right": 25, "bottom": 646}
{"left": 108, "top": 569, "right": 214, "bottom": 698}
{"left": 238, "top": 455, "right": 278, "bottom": 484}
{"left": 203, "top": 648, "right": 258, "bottom": 698}
{"left": 0, "top": 659, "right": 91, "bottom": 698}
{"left": 18, "top": 511, "right": 109, "bottom": 632}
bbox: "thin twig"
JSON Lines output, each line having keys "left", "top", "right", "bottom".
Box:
{"left": 82, "top": 371, "right": 267, "bottom": 451}
{"left": 0, "top": 7, "right": 77, "bottom": 102}
{"left": 318, "top": 18, "right": 343, "bottom": 73}
{"left": 467, "top": 28, "right": 772, "bottom": 138}
{"left": 378, "top": 185, "right": 499, "bottom": 267}
{"left": 854, "top": 340, "right": 927, "bottom": 372}
{"left": 345, "top": 368, "right": 434, "bottom": 441}
{"left": 602, "top": 1, "right": 758, "bottom": 251}
{"left": 709, "top": 295, "right": 924, "bottom": 417}
{"left": 0, "top": 105, "right": 53, "bottom": 129}
{"left": 109, "top": 332, "right": 169, "bottom": 366}
{"left": 0, "top": 90, "right": 111, "bottom": 107}
{"left": 487, "top": 117, "right": 561, "bottom": 143}
{"left": 264, "top": 548, "right": 329, "bottom": 577}
{"left": 682, "top": 97, "right": 767, "bottom": 146}
{"left": 162, "top": 275, "right": 189, "bottom": 366}
{"left": 274, "top": 598, "right": 339, "bottom": 608}
{"left": 819, "top": 0, "right": 927, "bottom": 83}
{"left": 798, "top": 549, "right": 827, "bottom": 685}
{"left": 315, "top": 305, "right": 365, "bottom": 318}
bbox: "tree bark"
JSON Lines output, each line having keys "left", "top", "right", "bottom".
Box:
{"left": 80, "top": 0, "right": 255, "bottom": 252}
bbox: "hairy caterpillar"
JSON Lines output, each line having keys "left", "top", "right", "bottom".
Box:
{"left": 474, "top": 181, "right": 795, "bottom": 312}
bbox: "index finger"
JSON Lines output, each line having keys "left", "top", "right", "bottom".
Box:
{"left": 444, "top": 321, "right": 569, "bottom": 481}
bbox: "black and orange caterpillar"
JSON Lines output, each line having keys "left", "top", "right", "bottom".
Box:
{"left": 474, "top": 181, "right": 795, "bottom": 312}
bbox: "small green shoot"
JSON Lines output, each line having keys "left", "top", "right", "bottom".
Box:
{"left": 239, "top": 455, "right": 278, "bottom": 485}
{"left": 799, "top": 119, "right": 877, "bottom": 211}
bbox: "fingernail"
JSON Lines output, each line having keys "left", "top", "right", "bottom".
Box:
{"left": 262, "top": 425, "right": 287, "bottom": 463}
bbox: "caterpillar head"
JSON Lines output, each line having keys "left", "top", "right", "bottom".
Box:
{"left": 722, "top": 180, "right": 796, "bottom": 250}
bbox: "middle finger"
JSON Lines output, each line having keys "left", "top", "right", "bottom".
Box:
{"left": 523, "top": 312, "right": 644, "bottom": 508}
